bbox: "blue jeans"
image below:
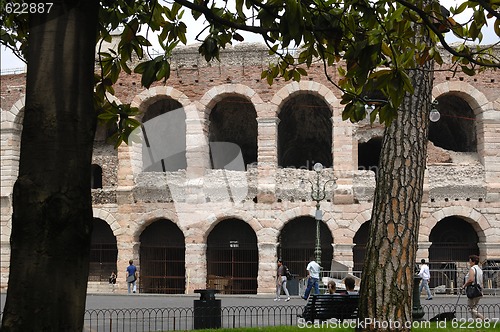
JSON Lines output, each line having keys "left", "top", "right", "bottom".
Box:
{"left": 303, "top": 277, "right": 319, "bottom": 299}
{"left": 419, "top": 278, "right": 432, "bottom": 299}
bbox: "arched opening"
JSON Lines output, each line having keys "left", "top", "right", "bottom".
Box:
{"left": 278, "top": 216, "right": 333, "bottom": 278}
{"left": 142, "top": 98, "right": 187, "bottom": 172}
{"left": 353, "top": 221, "right": 371, "bottom": 272}
{"left": 358, "top": 138, "right": 382, "bottom": 174}
{"left": 428, "top": 94, "right": 477, "bottom": 152}
{"left": 429, "top": 216, "right": 479, "bottom": 262}
{"left": 428, "top": 216, "right": 479, "bottom": 289}
{"left": 91, "top": 164, "right": 103, "bottom": 189}
{"left": 139, "top": 219, "right": 186, "bottom": 294}
{"left": 209, "top": 96, "right": 258, "bottom": 170}
{"left": 206, "top": 218, "right": 258, "bottom": 294}
{"left": 278, "top": 94, "right": 332, "bottom": 169}
{"left": 89, "top": 218, "right": 118, "bottom": 281}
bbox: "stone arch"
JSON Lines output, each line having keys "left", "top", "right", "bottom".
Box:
{"left": 432, "top": 82, "right": 489, "bottom": 160}
{"left": 271, "top": 81, "right": 340, "bottom": 117}
{"left": 205, "top": 215, "right": 259, "bottom": 294}
{"left": 202, "top": 211, "right": 262, "bottom": 244}
{"left": 131, "top": 209, "right": 181, "bottom": 241}
{"left": 89, "top": 217, "right": 119, "bottom": 281}
{"left": 92, "top": 208, "right": 120, "bottom": 235}
{"left": 276, "top": 206, "right": 335, "bottom": 273}
{"left": 198, "top": 84, "right": 265, "bottom": 123}
{"left": 271, "top": 82, "right": 341, "bottom": 170}
{"left": 1, "top": 97, "right": 26, "bottom": 197}
{"left": 2, "top": 97, "right": 26, "bottom": 131}
{"left": 123, "top": 87, "right": 193, "bottom": 178}
{"left": 138, "top": 217, "right": 186, "bottom": 293}
{"left": 421, "top": 206, "right": 489, "bottom": 243}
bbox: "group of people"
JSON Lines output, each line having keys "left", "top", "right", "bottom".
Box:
{"left": 419, "top": 255, "right": 485, "bottom": 320}
{"left": 108, "top": 259, "right": 139, "bottom": 294}
{"left": 275, "top": 255, "right": 359, "bottom": 301}
{"left": 276, "top": 254, "right": 485, "bottom": 321}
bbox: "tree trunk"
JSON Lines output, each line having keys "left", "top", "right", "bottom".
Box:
{"left": 358, "top": 28, "right": 434, "bottom": 332}
{"left": 1, "top": 1, "right": 99, "bottom": 331}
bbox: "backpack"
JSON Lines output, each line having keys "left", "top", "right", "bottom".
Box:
{"left": 285, "top": 266, "right": 293, "bottom": 280}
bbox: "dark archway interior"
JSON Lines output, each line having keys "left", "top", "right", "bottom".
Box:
{"left": 278, "top": 216, "right": 333, "bottom": 278}
{"left": 429, "top": 216, "right": 479, "bottom": 263}
{"left": 142, "top": 98, "right": 187, "bottom": 172}
{"left": 428, "top": 95, "right": 477, "bottom": 152}
{"left": 91, "top": 164, "right": 103, "bottom": 189}
{"left": 353, "top": 221, "right": 371, "bottom": 272}
{"left": 207, "top": 218, "right": 258, "bottom": 294}
{"left": 209, "top": 97, "right": 258, "bottom": 170}
{"left": 140, "top": 219, "right": 186, "bottom": 294}
{"left": 358, "top": 138, "right": 382, "bottom": 173}
{"left": 278, "top": 94, "right": 332, "bottom": 169}
{"left": 89, "top": 218, "right": 118, "bottom": 281}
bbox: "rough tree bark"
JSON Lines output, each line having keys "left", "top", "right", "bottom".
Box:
{"left": 357, "top": 23, "right": 434, "bottom": 332}
{"left": 1, "top": 1, "right": 99, "bottom": 331}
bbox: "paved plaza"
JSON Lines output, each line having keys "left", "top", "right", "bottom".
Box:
{"left": 81, "top": 292, "right": 500, "bottom": 310}
{"left": 1, "top": 292, "right": 499, "bottom": 311}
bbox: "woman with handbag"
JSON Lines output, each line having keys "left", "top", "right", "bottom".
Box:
{"left": 462, "top": 254, "right": 484, "bottom": 320}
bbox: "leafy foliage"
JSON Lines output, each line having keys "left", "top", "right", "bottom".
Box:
{"left": 1, "top": 0, "right": 498, "bottom": 142}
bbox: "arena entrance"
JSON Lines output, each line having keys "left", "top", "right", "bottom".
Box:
{"left": 206, "top": 218, "right": 258, "bottom": 294}
{"left": 429, "top": 216, "right": 479, "bottom": 289}
{"left": 89, "top": 218, "right": 118, "bottom": 282}
{"left": 139, "top": 219, "right": 186, "bottom": 294}
{"left": 277, "top": 216, "right": 333, "bottom": 278}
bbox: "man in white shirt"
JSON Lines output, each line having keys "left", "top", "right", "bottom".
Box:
{"left": 418, "top": 259, "right": 433, "bottom": 300}
{"left": 302, "top": 256, "right": 321, "bottom": 300}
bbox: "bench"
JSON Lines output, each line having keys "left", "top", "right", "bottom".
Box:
{"left": 298, "top": 294, "right": 360, "bottom": 322}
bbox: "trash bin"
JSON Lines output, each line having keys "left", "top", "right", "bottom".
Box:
{"left": 193, "top": 289, "right": 221, "bottom": 329}
{"left": 287, "top": 274, "right": 299, "bottom": 295}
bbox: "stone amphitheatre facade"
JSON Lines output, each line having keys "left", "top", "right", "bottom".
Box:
{"left": 1, "top": 43, "right": 499, "bottom": 294}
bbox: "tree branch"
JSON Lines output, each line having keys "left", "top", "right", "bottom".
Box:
{"left": 396, "top": 0, "right": 500, "bottom": 68}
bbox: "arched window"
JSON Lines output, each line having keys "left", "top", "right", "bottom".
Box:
{"left": 209, "top": 96, "right": 257, "bottom": 170}
{"left": 429, "top": 95, "right": 477, "bottom": 152}
{"left": 278, "top": 94, "right": 332, "bottom": 169}
{"left": 91, "top": 164, "right": 102, "bottom": 189}
{"left": 358, "top": 138, "right": 382, "bottom": 174}
{"left": 142, "top": 98, "right": 187, "bottom": 172}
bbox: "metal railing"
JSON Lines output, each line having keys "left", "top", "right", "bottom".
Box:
{"left": 83, "top": 304, "right": 500, "bottom": 331}
{"left": 317, "top": 269, "right": 500, "bottom": 296}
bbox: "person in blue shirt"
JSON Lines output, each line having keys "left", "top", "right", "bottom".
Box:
{"left": 126, "top": 260, "right": 138, "bottom": 294}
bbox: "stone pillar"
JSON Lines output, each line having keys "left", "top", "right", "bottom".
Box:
{"left": 256, "top": 117, "right": 279, "bottom": 204}
{"left": 480, "top": 109, "right": 500, "bottom": 202}
{"left": 257, "top": 242, "right": 278, "bottom": 294}
{"left": 185, "top": 243, "right": 208, "bottom": 293}
{"left": 416, "top": 241, "right": 431, "bottom": 262}
{"left": 332, "top": 116, "right": 355, "bottom": 204}
{"left": 184, "top": 106, "right": 209, "bottom": 204}
{"left": 185, "top": 105, "right": 210, "bottom": 179}
{"left": 116, "top": 143, "right": 136, "bottom": 205}
{"left": 478, "top": 242, "right": 500, "bottom": 262}
{"left": 332, "top": 243, "right": 355, "bottom": 269}
{"left": 117, "top": 239, "right": 140, "bottom": 293}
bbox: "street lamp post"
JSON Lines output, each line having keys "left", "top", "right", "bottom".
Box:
{"left": 303, "top": 162, "right": 337, "bottom": 266}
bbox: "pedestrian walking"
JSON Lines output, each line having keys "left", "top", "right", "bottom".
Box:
{"left": 126, "top": 260, "right": 138, "bottom": 294}
{"left": 274, "top": 259, "right": 290, "bottom": 301}
{"left": 302, "top": 255, "right": 320, "bottom": 300}
{"left": 418, "top": 259, "right": 433, "bottom": 300}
